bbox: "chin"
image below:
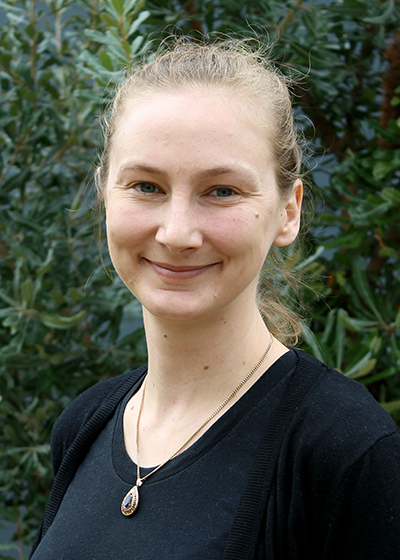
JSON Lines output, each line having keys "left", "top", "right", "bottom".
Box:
{"left": 145, "top": 301, "right": 208, "bottom": 321}
{"left": 140, "top": 292, "right": 219, "bottom": 323}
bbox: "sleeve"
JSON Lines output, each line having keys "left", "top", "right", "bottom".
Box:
{"left": 319, "top": 431, "right": 400, "bottom": 560}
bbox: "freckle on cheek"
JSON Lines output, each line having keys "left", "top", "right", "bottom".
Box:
{"left": 203, "top": 365, "right": 209, "bottom": 370}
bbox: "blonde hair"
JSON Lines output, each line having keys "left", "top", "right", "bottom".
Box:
{"left": 98, "top": 38, "right": 305, "bottom": 343}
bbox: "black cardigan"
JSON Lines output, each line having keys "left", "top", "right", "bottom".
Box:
{"left": 30, "top": 350, "right": 400, "bottom": 559}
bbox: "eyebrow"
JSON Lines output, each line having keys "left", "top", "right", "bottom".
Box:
{"left": 116, "top": 163, "right": 258, "bottom": 184}
{"left": 117, "top": 164, "right": 167, "bottom": 181}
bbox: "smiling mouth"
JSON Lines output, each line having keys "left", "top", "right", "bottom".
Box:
{"left": 144, "top": 259, "right": 219, "bottom": 279}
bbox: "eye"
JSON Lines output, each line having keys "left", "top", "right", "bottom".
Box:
{"left": 133, "top": 182, "right": 161, "bottom": 194}
{"left": 209, "top": 187, "right": 237, "bottom": 198}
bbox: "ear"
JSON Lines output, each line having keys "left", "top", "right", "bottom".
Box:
{"left": 273, "top": 179, "right": 303, "bottom": 247}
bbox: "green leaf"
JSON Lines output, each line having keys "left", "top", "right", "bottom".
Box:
{"left": 6, "top": 210, "right": 45, "bottom": 233}
{"left": 38, "top": 247, "right": 55, "bottom": 278}
{"left": 381, "top": 187, "right": 400, "bottom": 205}
{"left": 20, "top": 277, "right": 34, "bottom": 305}
{"left": 351, "top": 259, "right": 384, "bottom": 324}
{"left": 123, "top": 0, "right": 141, "bottom": 15}
{"left": 346, "top": 357, "right": 376, "bottom": 379}
{"left": 321, "top": 310, "right": 336, "bottom": 345}
{"left": 294, "top": 245, "right": 325, "bottom": 271}
{"left": 336, "top": 309, "right": 347, "bottom": 371}
{"left": 84, "top": 29, "right": 112, "bottom": 46}
{"left": 128, "top": 10, "right": 150, "bottom": 36}
{"left": 362, "top": 0, "right": 396, "bottom": 24}
{"left": 3, "top": 424, "right": 21, "bottom": 444}
{"left": 41, "top": 310, "right": 86, "bottom": 330}
{"left": 373, "top": 161, "right": 399, "bottom": 180}
{"left": 381, "top": 400, "right": 400, "bottom": 415}
{"left": 0, "top": 307, "right": 15, "bottom": 318}
{"left": 100, "top": 12, "right": 118, "bottom": 27}
{"left": 99, "top": 49, "right": 114, "bottom": 71}
{"left": 78, "top": 50, "right": 122, "bottom": 82}
{"left": 359, "top": 367, "right": 398, "bottom": 385}
{"left": 0, "top": 542, "right": 19, "bottom": 552}
{"left": 0, "top": 289, "right": 18, "bottom": 307}
{"left": 130, "top": 34, "right": 144, "bottom": 55}
{"left": 301, "top": 325, "right": 326, "bottom": 362}
{"left": 337, "top": 311, "right": 381, "bottom": 332}
{"left": 349, "top": 201, "right": 392, "bottom": 225}
{"left": 111, "top": 0, "right": 124, "bottom": 16}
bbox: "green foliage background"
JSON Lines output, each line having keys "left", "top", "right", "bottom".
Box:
{"left": 0, "top": 0, "right": 399, "bottom": 556}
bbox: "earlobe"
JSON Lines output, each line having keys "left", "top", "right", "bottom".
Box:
{"left": 273, "top": 179, "right": 303, "bottom": 247}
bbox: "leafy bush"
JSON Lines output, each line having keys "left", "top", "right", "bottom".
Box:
{"left": 0, "top": 0, "right": 399, "bottom": 556}
{"left": 0, "top": 1, "right": 148, "bottom": 555}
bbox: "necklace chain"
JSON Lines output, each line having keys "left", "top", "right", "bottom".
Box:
{"left": 121, "top": 335, "right": 273, "bottom": 516}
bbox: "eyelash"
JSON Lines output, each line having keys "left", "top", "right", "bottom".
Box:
{"left": 131, "top": 183, "right": 239, "bottom": 200}
{"left": 132, "top": 182, "right": 162, "bottom": 194}
{"left": 208, "top": 187, "right": 237, "bottom": 199}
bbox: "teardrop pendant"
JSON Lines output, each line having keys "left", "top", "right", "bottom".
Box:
{"left": 121, "top": 485, "right": 139, "bottom": 516}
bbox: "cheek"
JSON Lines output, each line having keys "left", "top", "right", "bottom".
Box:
{"left": 105, "top": 207, "right": 150, "bottom": 287}
{"left": 209, "top": 210, "right": 269, "bottom": 259}
{"left": 106, "top": 204, "right": 153, "bottom": 250}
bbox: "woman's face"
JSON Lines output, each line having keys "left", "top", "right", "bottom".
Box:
{"left": 105, "top": 90, "right": 301, "bottom": 323}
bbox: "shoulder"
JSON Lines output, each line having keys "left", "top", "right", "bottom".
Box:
{"left": 51, "top": 366, "right": 147, "bottom": 474}
{"left": 286, "top": 348, "right": 400, "bottom": 503}
{"left": 291, "top": 350, "right": 400, "bottom": 557}
{"left": 275, "top": 350, "right": 400, "bottom": 558}
{"left": 292, "top": 348, "right": 398, "bottom": 446}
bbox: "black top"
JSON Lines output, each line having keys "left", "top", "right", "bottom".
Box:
{"left": 30, "top": 349, "right": 400, "bottom": 559}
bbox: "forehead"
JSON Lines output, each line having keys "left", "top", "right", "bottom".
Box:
{"left": 111, "top": 89, "right": 274, "bottom": 163}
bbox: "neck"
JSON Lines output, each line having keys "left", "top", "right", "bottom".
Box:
{"left": 142, "top": 304, "right": 276, "bottom": 412}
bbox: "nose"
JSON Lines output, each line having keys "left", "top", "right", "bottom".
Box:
{"left": 155, "top": 197, "right": 203, "bottom": 254}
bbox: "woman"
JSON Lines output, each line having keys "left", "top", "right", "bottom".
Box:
{"left": 30, "top": 40, "right": 400, "bottom": 559}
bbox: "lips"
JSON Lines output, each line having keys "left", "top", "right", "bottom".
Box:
{"left": 144, "top": 259, "right": 219, "bottom": 280}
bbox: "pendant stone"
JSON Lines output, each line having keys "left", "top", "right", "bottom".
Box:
{"left": 121, "top": 485, "right": 139, "bottom": 516}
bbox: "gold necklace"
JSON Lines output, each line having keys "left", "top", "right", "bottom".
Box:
{"left": 121, "top": 335, "right": 273, "bottom": 516}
